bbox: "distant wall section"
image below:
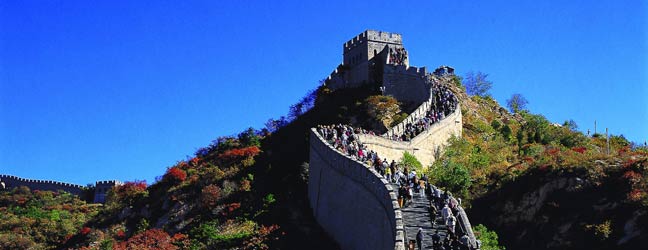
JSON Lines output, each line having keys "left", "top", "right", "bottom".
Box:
{"left": 0, "top": 174, "right": 85, "bottom": 196}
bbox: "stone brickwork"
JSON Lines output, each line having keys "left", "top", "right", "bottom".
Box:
{"left": 309, "top": 129, "right": 406, "bottom": 250}
{"left": 327, "top": 30, "right": 407, "bottom": 90}
{"left": 382, "top": 65, "right": 429, "bottom": 103}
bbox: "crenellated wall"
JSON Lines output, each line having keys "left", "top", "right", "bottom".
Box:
{"left": 0, "top": 174, "right": 85, "bottom": 196}
{"left": 309, "top": 129, "right": 406, "bottom": 250}
{"left": 359, "top": 104, "right": 462, "bottom": 168}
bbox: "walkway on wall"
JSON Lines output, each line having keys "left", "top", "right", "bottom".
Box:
{"left": 395, "top": 185, "right": 450, "bottom": 249}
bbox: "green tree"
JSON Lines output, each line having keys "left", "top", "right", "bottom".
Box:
{"left": 473, "top": 224, "right": 506, "bottom": 250}
{"left": 400, "top": 152, "right": 423, "bottom": 172}
{"left": 490, "top": 120, "right": 501, "bottom": 131}
{"left": 464, "top": 71, "right": 493, "bottom": 97}
{"left": 429, "top": 161, "right": 471, "bottom": 197}
{"left": 500, "top": 124, "right": 512, "bottom": 140}
{"left": 506, "top": 93, "right": 528, "bottom": 113}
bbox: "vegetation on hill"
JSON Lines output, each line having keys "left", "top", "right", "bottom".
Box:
{"left": 425, "top": 74, "right": 648, "bottom": 249}
{"left": 1, "top": 72, "right": 645, "bottom": 249}
{"left": 0, "top": 187, "right": 100, "bottom": 249}
{"left": 54, "top": 83, "right": 402, "bottom": 250}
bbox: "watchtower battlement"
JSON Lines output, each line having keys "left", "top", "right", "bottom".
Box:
{"left": 343, "top": 30, "right": 403, "bottom": 52}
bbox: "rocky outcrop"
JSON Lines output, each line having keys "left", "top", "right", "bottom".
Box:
{"left": 471, "top": 169, "right": 648, "bottom": 249}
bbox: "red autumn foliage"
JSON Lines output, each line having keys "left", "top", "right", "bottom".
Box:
{"left": 200, "top": 184, "right": 221, "bottom": 208}
{"left": 221, "top": 203, "right": 242, "bottom": 216}
{"left": 16, "top": 197, "right": 27, "bottom": 205}
{"left": 218, "top": 146, "right": 261, "bottom": 161}
{"left": 546, "top": 148, "right": 560, "bottom": 156}
{"left": 571, "top": 147, "right": 586, "bottom": 154}
{"left": 240, "top": 179, "right": 251, "bottom": 191}
{"left": 618, "top": 146, "right": 631, "bottom": 155}
{"left": 114, "top": 229, "right": 179, "bottom": 250}
{"left": 116, "top": 230, "right": 126, "bottom": 239}
{"left": 165, "top": 167, "right": 187, "bottom": 182}
{"left": 111, "top": 180, "right": 147, "bottom": 204}
{"left": 80, "top": 227, "right": 92, "bottom": 236}
{"left": 177, "top": 161, "right": 189, "bottom": 170}
{"left": 171, "top": 233, "right": 188, "bottom": 242}
{"left": 628, "top": 189, "right": 645, "bottom": 202}
{"left": 623, "top": 158, "right": 637, "bottom": 168}
{"left": 190, "top": 157, "right": 201, "bottom": 167}
{"left": 622, "top": 170, "right": 642, "bottom": 184}
{"left": 226, "top": 202, "right": 241, "bottom": 213}
{"left": 120, "top": 180, "right": 147, "bottom": 192}
{"left": 244, "top": 224, "right": 281, "bottom": 250}
{"left": 522, "top": 157, "right": 534, "bottom": 164}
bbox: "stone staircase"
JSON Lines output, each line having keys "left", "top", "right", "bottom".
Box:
{"left": 393, "top": 186, "right": 450, "bottom": 249}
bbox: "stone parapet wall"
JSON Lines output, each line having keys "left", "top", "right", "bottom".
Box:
{"left": 456, "top": 206, "right": 478, "bottom": 248}
{"left": 384, "top": 77, "right": 437, "bottom": 137}
{"left": 359, "top": 104, "right": 462, "bottom": 168}
{"left": 309, "top": 128, "right": 405, "bottom": 250}
{"left": 0, "top": 174, "right": 85, "bottom": 196}
{"left": 382, "top": 64, "right": 430, "bottom": 103}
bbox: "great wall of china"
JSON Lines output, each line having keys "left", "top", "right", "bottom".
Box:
{"left": 0, "top": 174, "right": 122, "bottom": 203}
{"left": 308, "top": 30, "right": 479, "bottom": 249}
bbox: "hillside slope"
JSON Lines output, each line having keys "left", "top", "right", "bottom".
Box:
{"left": 429, "top": 79, "right": 648, "bottom": 249}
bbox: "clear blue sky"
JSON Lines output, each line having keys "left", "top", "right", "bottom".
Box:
{"left": 1, "top": 1, "right": 646, "bottom": 185}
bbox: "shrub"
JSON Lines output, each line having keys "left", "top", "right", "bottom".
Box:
{"left": 628, "top": 189, "right": 645, "bottom": 202}
{"left": 80, "top": 227, "right": 92, "bottom": 236}
{"left": 114, "top": 229, "right": 181, "bottom": 250}
{"left": 365, "top": 95, "right": 400, "bottom": 121}
{"left": 191, "top": 220, "right": 256, "bottom": 247}
{"left": 390, "top": 113, "right": 409, "bottom": 127}
{"left": 200, "top": 184, "right": 221, "bottom": 208}
{"left": 400, "top": 152, "right": 423, "bottom": 172}
{"left": 263, "top": 194, "right": 276, "bottom": 207}
{"left": 106, "top": 180, "right": 148, "bottom": 208}
{"left": 490, "top": 120, "right": 501, "bottom": 130}
{"left": 500, "top": 124, "right": 511, "bottom": 140}
{"left": 428, "top": 161, "right": 471, "bottom": 197}
{"left": 218, "top": 146, "right": 261, "bottom": 162}
{"left": 165, "top": 167, "right": 187, "bottom": 183}
{"left": 473, "top": 224, "right": 505, "bottom": 250}
{"left": 238, "top": 128, "right": 262, "bottom": 148}
{"left": 584, "top": 220, "right": 612, "bottom": 240}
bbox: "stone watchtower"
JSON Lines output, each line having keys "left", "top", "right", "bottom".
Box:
{"left": 342, "top": 30, "right": 408, "bottom": 86}
{"left": 326, "top": 30, "right": 437, "bottom": 103}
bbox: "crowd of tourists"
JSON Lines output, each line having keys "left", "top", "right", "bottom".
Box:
{"left": 389, "top": 83, "right": 458, "bottom": 142}
{"left": 316, "top": 124, "right": 424, "bottom": 208}
{"left": 316, "top": 124, "right": 477, "bottom": 250}
{"left": 426, "top": 184, "right": 475, "bottom": 250}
